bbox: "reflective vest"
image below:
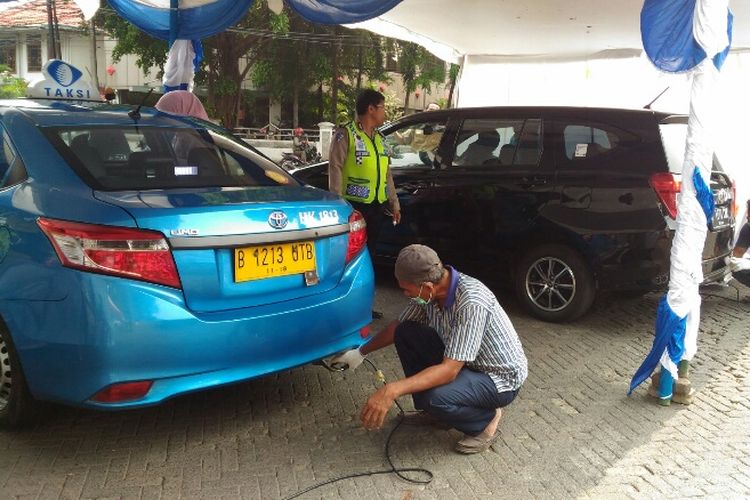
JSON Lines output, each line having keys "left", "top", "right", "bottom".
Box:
{"left": 341, "top": 122, "right": 389, "bottom": 204}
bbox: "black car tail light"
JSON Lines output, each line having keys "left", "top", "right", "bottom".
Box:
{"left": 650, "top": 172, "right": 681, "bottom": 219}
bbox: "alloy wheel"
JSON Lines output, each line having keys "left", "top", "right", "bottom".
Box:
{"left": 525, "top": 256, "right": 577, "bottom": 313}
{"left": 0, "top": 332, "right": 11, "bottom": 411}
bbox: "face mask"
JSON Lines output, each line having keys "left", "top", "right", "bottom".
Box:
{"left": 410, "top": 283, "right": 433, "bottom": 306}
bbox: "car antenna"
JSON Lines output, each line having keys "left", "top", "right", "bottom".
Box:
{"left": 644, "top": 86, "right": 669, "bottom": 109}
{"left": 128, "top": 87, "right": 155, "bottom": 121}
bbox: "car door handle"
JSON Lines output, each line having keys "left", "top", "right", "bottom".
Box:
{"left": 400, "top": 182, "right": 427, "bottom": 195}
{"left": 517, "top": 175, "right": 547, "bottom": 188}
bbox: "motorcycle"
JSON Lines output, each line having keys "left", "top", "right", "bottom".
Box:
{"left": 280, "top": 136, "right": 322, "bottom": 171}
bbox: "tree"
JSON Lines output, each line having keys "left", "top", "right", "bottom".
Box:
{"left": 249, "top": 8, "right": 389, "bottom": 126}
{"left": 396, "top": 42, "right": 446, "bottom": 110}
{"left": 97, "top": 3, "right": 447, "bottom": 127}
{"left": 446, "top": 63, "right": 460, "bottom": 108}
{"left": 199, "top": 3, "right": 277, "bottom": 127}
{"left": 97, "top": 3, "right": 276, "bottom": 128}
{"left": 0, "top": 65, "right": 27, "bottom": 98}
{"left": 98, "top": 12, "right": 168, "bottom": 73}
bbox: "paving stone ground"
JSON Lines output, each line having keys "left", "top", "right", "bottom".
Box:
{"left": 1, "top": 275, "right": 749, "bottom": 499}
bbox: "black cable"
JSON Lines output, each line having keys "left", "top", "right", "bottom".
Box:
{"left": 283, "top": 358, "right": 434, "bottom": 500}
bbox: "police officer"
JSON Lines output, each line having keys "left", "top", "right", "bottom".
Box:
{"left": 329, "top": 89, "right": 401, "bottom": 258}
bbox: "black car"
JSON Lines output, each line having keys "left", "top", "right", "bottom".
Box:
{"left": 292, "top": 106, "right": 735, "bottom": 322}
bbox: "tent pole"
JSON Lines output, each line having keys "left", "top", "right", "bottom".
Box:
{"left": 169, "top": 0, "right": 179, "bottom": 47}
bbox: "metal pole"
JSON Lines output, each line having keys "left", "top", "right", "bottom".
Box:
{"left": 46, "top": 0, "right": 56, "bottom": 59}
{"left": 169, "top": 0, "right": 179, "bottom": 48}
{"left": 51, "top": 0, "right": 61, "bottom": 59}
{"left": 90, "top": 21, "right": 100, "bottom": 90}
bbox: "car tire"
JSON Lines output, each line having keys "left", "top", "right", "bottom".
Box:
{"left": 0, "top": 323, "right": 36, "bottom": 427}
{"left": 514, "top": 244, "right": 595, "bottom": 322}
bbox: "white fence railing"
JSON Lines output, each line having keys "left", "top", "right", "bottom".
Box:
{"left": 233, "top": 126, "right": 321, "bottom": 142}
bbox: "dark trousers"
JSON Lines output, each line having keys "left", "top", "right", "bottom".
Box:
{"left": 394, "top": 321, "right": 519, "bottom": 436}
{"left": 734, "top": 270, "right": 750, "bottom": 288}
{"left": 349, "top": 200, "right": 385, "bottom": 257}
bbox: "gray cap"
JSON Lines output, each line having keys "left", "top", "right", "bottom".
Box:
{"left": 394, "top": 244, "right": 443, "bottom": 284}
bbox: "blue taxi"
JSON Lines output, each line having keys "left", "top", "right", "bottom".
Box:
{"left": 0, "top": 61, "right": 374, "bottom": 426}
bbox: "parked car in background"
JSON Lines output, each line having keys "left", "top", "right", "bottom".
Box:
{"left": 292, "top": 106, "right": 735, "bottom": 322}
{"left": 0, "top": 61, "right": 374, "bottom": 427}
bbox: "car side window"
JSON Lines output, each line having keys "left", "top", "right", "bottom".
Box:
{"left": 0, "top": 130, "right": 13, "bottom": 181}
{"left": 0, "top": 128, "right": 27, "bottom": 189}
{"left": 452, "top": 118, "right": 541, "bottom": 167}
{"left": 562, "top": 124, "right": 619, "bottom": 161}
{"left": 383, "top": 120, "right": 447, "bottom": 169}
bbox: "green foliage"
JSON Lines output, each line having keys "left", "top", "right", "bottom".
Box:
{"left": 398, "top": 42, "right": 445, "bottom": 95}
{"left": 449, "top": 63, "right": 460, "bottom": 82}
{"left": 97, "top": 1, "right": 450, "bottom": 127}
{"left": 0, "top": 66, "right": 27, "bottom": 98}
{"left": 97, "top": 12, "right": 168, "bottom": 73}
{"left": 382, "top": 91, "right": 403, "bottom": 123}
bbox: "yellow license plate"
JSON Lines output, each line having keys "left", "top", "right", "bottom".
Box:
{"left": 234, "top": 241, "right": 316, "bottom": 282}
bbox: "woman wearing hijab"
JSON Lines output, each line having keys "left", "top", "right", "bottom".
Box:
{"left": 154, "top": 91, "right": 210, "bottom": 164}
{"left": 155, "top": 90, "right": 209, "bottom": 120}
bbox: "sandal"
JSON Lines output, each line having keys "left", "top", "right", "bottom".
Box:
{"left": 454, "top": 430, "right": 500, "bottom": 454}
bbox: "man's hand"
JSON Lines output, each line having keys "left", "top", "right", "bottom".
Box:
{"left": 329, "top": 348, "right": 365, "bottom": 370}
{"left": 392, "top": 209, "right": 401, "bottom": 225}
{"left": 360, "top": 385, "right": 396, "bottom": 430}
{"left": 730, "top": 256, "right": 750, "bottom": 272}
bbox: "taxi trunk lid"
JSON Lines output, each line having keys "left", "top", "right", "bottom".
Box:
{"left": 95, "top": 186, "right": 356, "bottom": 313}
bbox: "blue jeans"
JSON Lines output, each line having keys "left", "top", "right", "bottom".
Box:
{"left": 394, "top": 321, "right": 519, "bottom": 436}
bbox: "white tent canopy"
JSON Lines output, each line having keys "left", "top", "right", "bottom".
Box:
{"left": 348, "top": 0, "right": 749, "bottom": 111}
{"left": 349, "top": 0, "right": 750, "bottom": 64}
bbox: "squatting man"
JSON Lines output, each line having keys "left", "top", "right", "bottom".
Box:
{"left": 331, "top": 244, "right": 528, "bottom": 454}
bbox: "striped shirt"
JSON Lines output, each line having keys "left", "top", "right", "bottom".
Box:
{"left": 399, "top": 268, "right": 528, "bottom": 393}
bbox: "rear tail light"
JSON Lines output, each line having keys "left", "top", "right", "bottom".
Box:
{"left": 731, "top": 180, "right": 738, "bottom": 217}
{"left": 91, "top": 381, "right": 153, "bottom": 403}
{"left": 37, "top": 218, "right": 181, "bottom": 288}
{"left": 649, "top": 172, "right": 682, "bottom": 219}
{"left": 345, "top": 210, "right": 367, "bottom": 264}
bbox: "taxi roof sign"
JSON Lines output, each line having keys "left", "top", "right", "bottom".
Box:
{"left": 27, "top": 59, "right": 103, "bottom": 102}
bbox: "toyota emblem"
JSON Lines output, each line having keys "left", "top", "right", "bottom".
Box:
{"left": 268, "top": 210, "right": 288, "bottom": 229}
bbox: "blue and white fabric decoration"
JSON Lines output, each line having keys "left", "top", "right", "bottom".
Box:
{"left": 107, "top": 0, "right": 252, "bottom": 91}
{"left": 104, "top": 0, "right": 405, "bottom": 91}
{"left": 630, "top": 0, "right": 732, "bottom": 396}
{"left": 107, "top": 0, "right": 254, "bottom": 41}
{"left": 284, "top": 0, "right": 404, "bottom": 24}
{"left": 162, "top": 39, "right": 202, "bottom": 92}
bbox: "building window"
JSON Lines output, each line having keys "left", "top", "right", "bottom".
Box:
{"left": 0, "top": 37, "right": 16, "bottom": 72}
{"left": 26, "top": 35, "right": 42, "bottom": 72}
{"left": 385, "top": 50, "right": 398, "bottom": 72}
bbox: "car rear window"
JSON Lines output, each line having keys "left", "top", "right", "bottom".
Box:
{"left": 47, "top": 125, "right": 297, "bottom": 191}
{"left": 658, "top": 121, "right": 724, "bottom": 174}
{"left": 659, "top": 122, "right": 688, "bottom": 174}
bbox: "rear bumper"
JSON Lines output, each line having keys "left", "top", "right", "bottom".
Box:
{"left": 591, "top": 228, "right": 732, "bottom": 291}
{"left": 5, "top": 250, "right": 374, "bottom": 409}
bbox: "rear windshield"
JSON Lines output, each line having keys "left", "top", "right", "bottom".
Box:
{"left": 659, "top": 122, "right": 723, "bottom": 174}
{"left": 659, "top": 122, "right": 688, "bottom": 174}
{"left": 46, "top": 124, "right": 297, "bottom": 191}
